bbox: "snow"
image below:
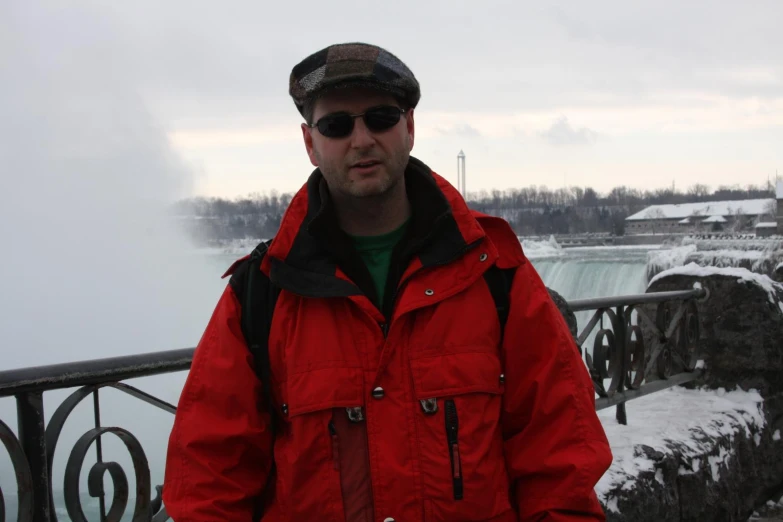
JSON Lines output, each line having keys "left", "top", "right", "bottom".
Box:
{"left": 649, "top": 263, "right": 783, "bottom": 304}
{"left": 703, "top": 215, "right": 728, "bottom": 223}
{"left": 777, "top": 181, "right": 783, "bottom": 199}
{"left": 685, "top": 249, "right": 771, "bottom": 273}
{"left": 755, "top": 222, "right": 778, "bottom": 228}
{"left": 520, "top": 235, "right": 564, "bottom": 259}
{"left": 626, "top": 198, "right": 774, "bottom": 221}
{"left": 678, "top": 459, "right": 701, "bottom": 476}
{"left": 708, "top": 447, "right": 730, "bottom": 481}
{"left": 567, "top": 245, "right": 661, "bottom": 252}
{"left": 650, "top": 238, "right": 783, "bottom": 273}
{"left": 647, "top": 244, "right": 697, "bottom": 275}
{"left": 776, "top": 262, "right": 783, "bottom": 272}
{"left": 678, "top": 218, "right": 691, "bottom": 224}
{"left": 596, "top": 387, "right": 765, "bottom": 506}
{"left": 774, "top": 430, "right": 781, "bottom": 441}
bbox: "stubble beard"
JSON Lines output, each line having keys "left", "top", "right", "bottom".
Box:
{"left": 319, "top": 148, "right": 410, "bottom": 201}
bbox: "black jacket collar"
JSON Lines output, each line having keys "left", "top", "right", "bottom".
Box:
{"left": 270, "top": 157, "right": 475, "bottom": 311}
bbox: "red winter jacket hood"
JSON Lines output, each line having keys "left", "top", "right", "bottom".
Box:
{"left": 164, "top": 157, "right": 612, "bottom": 521}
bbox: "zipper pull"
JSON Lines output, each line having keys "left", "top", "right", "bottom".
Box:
{"left": 380, "top": 322, "right": 389, "bottom": 337}
{"left": 444, "top": 400, "right": 463, "bottom": 500}
{"left": 328, "top": 420, "right": 339, "bottom": 471}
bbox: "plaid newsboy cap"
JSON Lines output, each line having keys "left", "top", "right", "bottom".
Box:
{"left": 289, "top": 42, "right": 420, "bottom": 117}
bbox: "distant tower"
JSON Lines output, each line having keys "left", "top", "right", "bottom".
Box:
{"left": 457, "top": 150, "right": 466, "bottom": 198}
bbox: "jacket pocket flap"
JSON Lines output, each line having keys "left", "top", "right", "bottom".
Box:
{"left": 410, "top": 350, "right": 503, "bottom": 399}
{"left": 286, "top": 366, "right": 364, "bottom": 417}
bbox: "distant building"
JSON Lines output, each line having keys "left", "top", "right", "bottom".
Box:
{"left": 702, "top": 215, "right": 727, "bottom": 231}
{"left": 625, "top": 198, "right": 775, "bottom": 235}
{"left": 755, "top": 222, "right": 778, "bottom": 237}
{"left": 777, "top": 181, "right": 783, "bottom": 234}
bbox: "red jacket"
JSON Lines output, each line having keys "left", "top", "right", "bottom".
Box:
{"left": 164, "top": 158, "right": 612, "bottom": 521}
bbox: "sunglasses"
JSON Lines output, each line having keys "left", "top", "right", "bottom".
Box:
{"left": 309, "top": 105, "right": 406, "bottom": 138}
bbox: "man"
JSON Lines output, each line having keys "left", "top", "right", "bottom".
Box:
{"left": 163, "top": 42, "right": 612, "bottom": 521}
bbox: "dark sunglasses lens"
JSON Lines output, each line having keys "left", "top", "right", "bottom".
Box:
{"left": 364, "top": 106, "right": 402, "bottom": 132}
{"left": 317, "top": 113, "right": 354, "bottom": 138}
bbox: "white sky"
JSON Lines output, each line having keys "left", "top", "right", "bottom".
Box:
{"left": 4, "top": 1, "right": 783, "bottom": 199}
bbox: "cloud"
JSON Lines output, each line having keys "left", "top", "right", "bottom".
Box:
{"left": 435, "top": 124, "right": 482, "bottom": 138}
{"left": 539, "top": 117, "right": 599, "bottom": 146}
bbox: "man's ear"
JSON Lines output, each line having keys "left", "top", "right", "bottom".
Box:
{"left": 301, "top": 124, "right": 318, "bottom": 167}
{"left": 406, "top": 108, "right": 415, "bottom": 152}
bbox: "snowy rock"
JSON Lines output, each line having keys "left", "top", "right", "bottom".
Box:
{"left": 601, "top": 267, "right": 783, "bottom": 521}
{"left": 645, "top": 267, "right": 783, "bottom": 397}
{"left": 597, "top": 388, "right": 783, "bottom": 522}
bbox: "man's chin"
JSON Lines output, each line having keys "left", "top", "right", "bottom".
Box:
{"left": 346, "top": 178, "right": 394, "bottom": 198}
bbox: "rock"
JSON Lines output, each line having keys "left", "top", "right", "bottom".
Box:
{"left": 643, "top": 272, "right": 783, "bottom": 397}
{"left": 547, "top": 287, "right": 578, "bottom": 341}
{"left": 773, "top": 264, "right": 783, "bottom": 284}
{"left": 602, "top": 400, "right": 783, "bottom": 522}
{"left": 603, "top": 269, "right": 783, "bottom": 521}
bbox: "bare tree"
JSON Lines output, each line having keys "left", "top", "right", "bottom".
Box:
{"left": 687, "top": 183, "right": 710, "bottom": 198}
{"left": 645, "top": 208, "right": 667, "bottom": 234}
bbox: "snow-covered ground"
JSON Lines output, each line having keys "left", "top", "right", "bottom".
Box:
{"left": 597, "top": 386, "right": 767, "bottom": 513}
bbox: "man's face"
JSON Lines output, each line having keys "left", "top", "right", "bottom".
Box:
{"left": 302, "top": 88, "right": 415, "bottom": 200}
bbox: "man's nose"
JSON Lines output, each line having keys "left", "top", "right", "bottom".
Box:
{"left": 350, "top": 117, "right": 376, "bottom": 149}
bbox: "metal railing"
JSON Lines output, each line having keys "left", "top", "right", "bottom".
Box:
{"left": 0, "top": 287, "right": 706, "bottom": 522}
{"left": 571, "top": 287, "right": 706, "bottom": 424}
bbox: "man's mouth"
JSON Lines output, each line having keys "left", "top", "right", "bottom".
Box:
{"left": 351, "top": 160, "right": 381, "bottom": 169}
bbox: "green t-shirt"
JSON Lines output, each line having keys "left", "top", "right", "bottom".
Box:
{"left": 348, "top": 219, "right": 410, "bottom": 307}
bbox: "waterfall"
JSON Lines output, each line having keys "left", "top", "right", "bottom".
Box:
{"left": 525, "top": 244, "right": 655, "bottom": 353}
{"left": 530, "top": 250, "right": 650, "bottom": 300}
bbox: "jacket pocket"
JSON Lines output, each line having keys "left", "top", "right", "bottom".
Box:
{"left": 276, "top": 366, "right": 366, "bottom": 521}
{"left": 410, "top": 348, "right": 512, "bottom": 522}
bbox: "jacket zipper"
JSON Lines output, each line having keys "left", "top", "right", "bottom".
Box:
{"left": 329, "top": 420, "right": 339, "bottom": 471}
{"left": 444, "top": 399, "right": 463, "bottom": 500}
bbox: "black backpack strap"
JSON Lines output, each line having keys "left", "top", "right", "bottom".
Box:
{"left": 483, "top": 265, "right": 517, "bottom": 343}
{"left": 239, "top": 240, "right": 280, "bottom": 433}
{"left": 229, "top": 240, "right": 280, "bottom": 520}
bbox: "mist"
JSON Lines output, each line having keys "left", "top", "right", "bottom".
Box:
{"left": 0, "top": 3, "right": 229, "bottom": 511}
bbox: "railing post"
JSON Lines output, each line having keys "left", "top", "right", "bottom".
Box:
{"left": 615, "top": 306, "right": 628, "bottom": 425}
{"left": 17, "top": 391, "right": 52, "bottom": 522}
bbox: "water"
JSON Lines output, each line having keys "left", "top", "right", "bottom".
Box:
{"left": 1, "top": 244, "right": 656, "bottom": 520}
{"left": 531, "top": 247, "right": 650, "bottom": 300}
{"left": 529, "top": 245, "right": 653, "bottom": 357}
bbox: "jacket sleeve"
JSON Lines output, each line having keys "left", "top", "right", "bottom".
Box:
{"left": 163, "top": 285, "right": 273, "bottom": 521}
{"left": 501, "top": 260, "right": 612, "bottom": 521}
